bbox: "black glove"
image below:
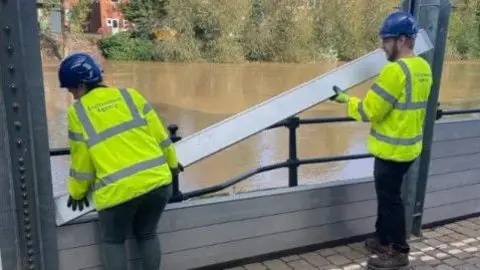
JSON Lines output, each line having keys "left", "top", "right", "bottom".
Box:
{"left": 178, "top": 162, "right": 184, "bottom": 172}
{"left": 436, "top": 102, "right": 442, "bottom": 120}
{"left": 329, "top": 85, "right": 347, "bottom": 102}
{"left": 171, "top": 162, "right": 184, "bottom": 175}
{"left": 67, "top": 195, "right": 89, "bottom": 211}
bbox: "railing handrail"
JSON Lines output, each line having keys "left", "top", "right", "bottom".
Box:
{"left": 49, "top": 115, "right": 358, "bottom": 156}
{"left": 49, "top": 108, "right": 480, "bottom": 202}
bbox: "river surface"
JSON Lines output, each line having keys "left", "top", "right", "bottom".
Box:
{"left": 42, "top": 60, "right": 480, "bottom": 198}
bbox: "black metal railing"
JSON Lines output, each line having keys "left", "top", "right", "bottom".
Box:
{"left": 49, "top": 108, "right": 480, "bottom": 203}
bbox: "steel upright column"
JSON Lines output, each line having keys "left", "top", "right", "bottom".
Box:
{"left": 0, "top": 0, "right": 59, "bottom": 269}
{"left": 401, "top": 0, "right": 452, "bottom": 238}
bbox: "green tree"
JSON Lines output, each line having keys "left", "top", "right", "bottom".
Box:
{"left": 69, "top": 0, "right": 92, "bottom": 34}
{"left": 121, "top": 0, "right": 169, "bottom": 38}
{"left": 38, "top": 0, "right": 60, "bottom": 33}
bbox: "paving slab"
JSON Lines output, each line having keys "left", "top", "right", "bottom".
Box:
{"left": 238, "top": 216, "right": 480, "bottom": 269}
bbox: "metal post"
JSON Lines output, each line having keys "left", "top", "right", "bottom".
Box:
{"left": 401, "top": 0, "right": 452, "bottom": 238}
{"left": 167, "top": 124, "right": 184, "bottom": 203}
{"left": 400, "top": 0, "right": 419, "bottom": 241}
{"left": 0, "top": 0, "right": 59, "bottom": 269}
{"left": 402, "top": 0, "right": 415, "bottom": 14}
{"left": 287, "top": 117, "right": 300, "bottom": 187}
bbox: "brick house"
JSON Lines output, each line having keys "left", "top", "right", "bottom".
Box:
{"left": 89, "top": 0, "right": 132, "bottom": 35}
{"left": 64, "top": 0, "right": 131, "bottom": 35}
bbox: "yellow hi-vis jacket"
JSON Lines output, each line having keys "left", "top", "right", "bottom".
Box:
{"left": 347, "top": 56, "right": 433, "bottom": 162}
{"left": 67, "top": 87, "right": 179, "bottom": 211}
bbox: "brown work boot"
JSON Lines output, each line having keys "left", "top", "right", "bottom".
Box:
{"left": 365, "top": 237, "right": 389, "bottom": 254}
{"left": 367, "top": 249, "right": 410, "bottom": 269}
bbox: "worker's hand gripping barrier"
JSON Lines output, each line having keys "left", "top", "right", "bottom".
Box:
{"left": 167, "top": 124, "right": 185, "bottom": 203}
{"left": 436, "top": 102, "right": 443, "bottom": 120}
{"left": 329, "top": 85, "right": 350, "bottom": 103}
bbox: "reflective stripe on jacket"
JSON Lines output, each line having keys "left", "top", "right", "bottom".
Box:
{"left": 347, "top": 56, "right": 433, "bottom": 162}
{"left": 67, "top": 87, "right": 178, "bottom": 211}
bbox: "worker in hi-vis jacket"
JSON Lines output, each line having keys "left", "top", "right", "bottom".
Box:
{"left": 330, "top": 11, "right": 433, "bottom": 269}
{"left": 59, "top": 52, "right": 183, "bottom": 270}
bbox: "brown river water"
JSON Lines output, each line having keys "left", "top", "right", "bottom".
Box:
{"left": 42, "top": 60, "right": 480, "bottom": 198}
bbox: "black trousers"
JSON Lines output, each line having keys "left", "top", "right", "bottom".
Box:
{"left": 373, "top": 157, "right": 413, "bottom": 254}
{"left": 97, "top": 183, "right": 172, "bottom": 270}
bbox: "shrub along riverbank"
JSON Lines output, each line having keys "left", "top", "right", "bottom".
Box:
{"left": 97, "top": 0, "right": 480, "bottom": 63}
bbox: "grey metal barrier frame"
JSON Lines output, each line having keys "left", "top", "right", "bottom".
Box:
{"left": 0, "top": 0, "right": 59, "bottom": 269}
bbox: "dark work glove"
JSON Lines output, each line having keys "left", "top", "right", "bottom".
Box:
{"left": 436, "top": 102, "right": 443, "bottom": 120}
{"left": 178, "top": 162, "right": 184, "bottom": 172}
{"left": 329, "top": 85, "right": 349, "bottom": 103}
{"left": 67, "top": 195, "right": 89, "bottom": 211}
{"left": 171, "top": 162, "right": 184, "bottom": 175}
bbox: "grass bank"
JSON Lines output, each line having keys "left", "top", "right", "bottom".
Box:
{"left": 62, "top": 0, "right": 480, "bottom": 63}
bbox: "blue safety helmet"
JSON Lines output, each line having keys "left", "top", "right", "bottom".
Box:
{"left": 379, "top": 11, "right": 418, "bottom": 39}
{"left": 58, "top": 52, "right": 103, "bottom": 89}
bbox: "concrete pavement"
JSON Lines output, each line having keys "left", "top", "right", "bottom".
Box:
{"left": 228, "top": 216, "right": 480, "bottom": 270}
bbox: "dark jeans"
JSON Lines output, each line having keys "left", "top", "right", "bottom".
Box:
{"left": 373, "top": 157, "right": 413, "bottom": 254}
{"left": 98, "top": 183, "right": 173, "bottom": 270}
